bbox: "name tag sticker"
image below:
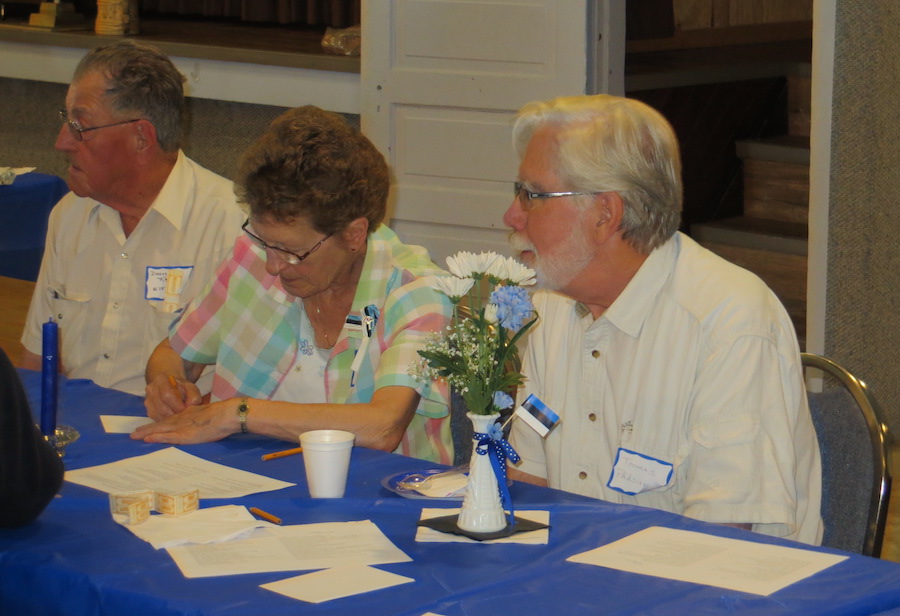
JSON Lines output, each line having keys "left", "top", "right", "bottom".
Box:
{"left": 145, "top": 266, "right": 193, "bottom": 308}
{"left": 607, "top": 448, "right": 673, "bottom": 495}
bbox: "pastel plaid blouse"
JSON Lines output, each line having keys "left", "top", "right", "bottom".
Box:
{"left": 169, "top": 224, "right": 454, "bottom": 464}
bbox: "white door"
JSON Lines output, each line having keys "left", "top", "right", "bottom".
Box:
{"left": 361, "top": 0, "right": 625, "bottom": 264}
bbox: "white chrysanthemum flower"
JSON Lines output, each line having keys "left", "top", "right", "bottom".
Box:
{"left": 504, "top": 257, "right": 537, "bottom": 286}
{"left": 483, "top": 303, "right": 499, "bottom": 323}
{"left": 430, "top": 275, "right": 475, "bottom": 300}
{"left": 484, "top": 253, "right": 509, "bottom": 281}
{"left": 446, "top": 251, "right": 481, "bottom": 278}
{"left": 475, "top": 251, "right": 503, "bottom": 277}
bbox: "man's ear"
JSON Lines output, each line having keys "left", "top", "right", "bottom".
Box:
{"left": 592, "top": 192, "right": 624, "bottom": 244}
{"left": 133, "top": 119, "right": 158, "bottom": 153}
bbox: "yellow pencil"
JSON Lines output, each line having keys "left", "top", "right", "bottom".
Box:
{"left": 167, "top": 374, "right": 185, "bottom": 402}
{"left": 249, "top": 507, "right": 282, "bottom": 525}
{"left": 261, "top": 447, "right": 303, "bottom": 461}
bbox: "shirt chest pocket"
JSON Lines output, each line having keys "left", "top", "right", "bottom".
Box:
{"left": 48, "top": 286, "right": 93, "bottom": 335}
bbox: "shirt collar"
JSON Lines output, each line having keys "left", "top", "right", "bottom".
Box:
{"left": 599, "top": 232, "right": 680, "bottom": 338}
{"left": 148, "top": 150, "right": 187, "bottom": 230}
{"left": 87, "top": 149, "right": 187, "bottom": 231}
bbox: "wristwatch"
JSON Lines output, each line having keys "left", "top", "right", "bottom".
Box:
{"left": 237, "top": 398, "right": 250, "bottom": 434}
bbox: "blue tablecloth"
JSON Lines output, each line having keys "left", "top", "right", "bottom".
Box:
{"left": 3, "top": 371, "right": 900, "bottom": 615}
{"left": 0, "top": 172, "right": 68, "bottom": 281}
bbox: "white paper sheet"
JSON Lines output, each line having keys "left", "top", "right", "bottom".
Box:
{"left": 416, "top": 508, "right": 550, "bottom": 544}
{"left": 567, "top": 526, "right": 848, "bottom": 596}
{"left": 101, "top": 415, "right": 153, "bottom": 433}
{"left": 261, "top": 564, "right": 414, "bottom": 603}
{"left": 167, "top": 519, "right": 412, "bottom": 578}
{"left": 115, "top": 505, "right": 271, "bottom": 549}
{"left": 65, "top": 447, "right": 295, "bottom": 498}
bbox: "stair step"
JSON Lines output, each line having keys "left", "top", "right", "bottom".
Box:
{"left": 693, "top": 217, "right": 807, "bottom": 256}
{"left": 736, "top": 135, "right": 810, "bottom": 164}
{"left": 735, "top": 137, "right": 810, "bottom": 224}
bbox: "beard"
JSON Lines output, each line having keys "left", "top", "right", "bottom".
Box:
{"left": 509, "top": 223, "right": 593, "bottom": 292}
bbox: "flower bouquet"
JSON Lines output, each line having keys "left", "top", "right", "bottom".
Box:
{"left": 414, "top": 251, "right": 537, "bottom": 534}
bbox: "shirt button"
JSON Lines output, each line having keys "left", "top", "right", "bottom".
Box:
{"left": 591, "top": 350, "right": 600, "bottom": 358}
{"left": 121, "top": 253, "right": 128, "bottom": 259}
{"left": 578, "top": 471, "right": 588, "bottom": 480}
{"left": 113, "top": 302, "right": 120, "bottom": 309}
{"left": 588, "top": 413, "right": 597, "bottom": 422}
{"left": 103, "top": 353, "right": 111, "bottom": 359}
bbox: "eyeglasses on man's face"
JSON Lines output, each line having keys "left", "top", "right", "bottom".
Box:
{"left": 241, "top": 218, "right": 333, "bottom": 265}
{"left": 513, "top": 181, "right": 602, "bottom": 211}
{"left": 58, "top": 108, "right": 141, "bottom": 142}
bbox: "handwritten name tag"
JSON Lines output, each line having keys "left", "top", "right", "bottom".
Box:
{"left": 607, "top": 448, "right": 673, "bottom": 495}
{"left": 145, "top": 266, "right": 193, "bottom": 309}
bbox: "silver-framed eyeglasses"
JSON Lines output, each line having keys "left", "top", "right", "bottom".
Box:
{"left": 58, "top": 108, "right": 141, "bottom": 142}
{"left": 242, "top": 218, "right": 333, "bottom": 265}
{"left": 513, "top": 181, "right": 601, "bottom": 211}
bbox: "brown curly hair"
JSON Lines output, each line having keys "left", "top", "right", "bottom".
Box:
{"left": 235, "top": 106, "right": 390, "bottom": 235}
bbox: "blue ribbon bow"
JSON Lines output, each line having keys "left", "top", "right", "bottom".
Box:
{"left": 473, "top": 422, "right": 521, "bottom": 525}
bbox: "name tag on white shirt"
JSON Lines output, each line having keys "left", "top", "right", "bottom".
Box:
{"left": 145, "top": 266, "right": 193, "bottom": 311}
{"left": 607, "top": 448, "right": 673, "bottom": 495}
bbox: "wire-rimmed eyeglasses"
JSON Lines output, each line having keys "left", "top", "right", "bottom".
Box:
{"left": 513, "top": 181, "right": 602, "bottom": 211}
{"left": 58, "top": 108, "right": 141, "bottom": 142}
{"left": 241, "top": 218, "right": 333, "bottom": 265}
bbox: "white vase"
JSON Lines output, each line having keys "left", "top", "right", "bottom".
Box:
{"left": 457, "top": 411, "right": 507, "bottom": 533}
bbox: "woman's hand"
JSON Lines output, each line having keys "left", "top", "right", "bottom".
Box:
{"left": 131, "top": 399, "right": 238, "bottom": 444}
{"left": 144, "top": 373, "right": 203, "bottom": 421}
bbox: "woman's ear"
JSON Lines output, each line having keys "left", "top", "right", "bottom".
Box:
{"left": 343, "top": 217, "right": 370, "bottom": 251}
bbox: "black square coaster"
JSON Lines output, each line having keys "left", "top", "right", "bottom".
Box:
{"left": 417, "top": 514, "right": 549, "bottom": 541}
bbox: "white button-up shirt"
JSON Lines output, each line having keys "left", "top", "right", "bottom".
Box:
{"left": 22, "top": 152, "right": 244, "bottom": 395}
{"left": 511, "top": 232, "right": 823, "bottom": 544}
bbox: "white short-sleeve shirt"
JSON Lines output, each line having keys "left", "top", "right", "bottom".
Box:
{"left": 511, "top": 232, "right": 823, "bottom": 545}
{"left": 22, "top": 152, "right": 244, "bottom": 396}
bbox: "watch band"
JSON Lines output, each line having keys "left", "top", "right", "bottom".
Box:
{"left": 237, "top": 398, "right": 250, "bottom": 434}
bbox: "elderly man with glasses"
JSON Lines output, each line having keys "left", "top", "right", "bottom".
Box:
{"left": 20, "top": 40, "right": 244, "bottom": 396}
{"left": 133, "top": 106, "right": 455, "bottom": 465}
{"left": 504, "top": 94, "right": 823, "bottom": 545}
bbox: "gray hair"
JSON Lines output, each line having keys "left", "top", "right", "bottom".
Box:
{"left": 74, "top": 40, "right": 186, "bottom": 152}
{"left": 512, "top": 94, "right": 682, "bottom": 254}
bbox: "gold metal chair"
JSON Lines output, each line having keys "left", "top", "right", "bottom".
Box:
{"left": 802, "top": 352, "right": 893, "bottom": 557}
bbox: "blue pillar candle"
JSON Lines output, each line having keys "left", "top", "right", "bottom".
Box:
{"left": 41, "top": 318, "right": 58, "bottom": 439}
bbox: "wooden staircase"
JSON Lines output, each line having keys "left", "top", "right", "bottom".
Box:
{"left": 692, "top": 67, "right": 811, "bottom": 346}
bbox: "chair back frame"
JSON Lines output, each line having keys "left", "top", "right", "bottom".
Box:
{"left": 801, "top": 352, "right": 892, "bottom": 557}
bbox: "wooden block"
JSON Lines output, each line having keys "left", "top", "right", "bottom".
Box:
{"left": 156, "top": 488, "right": 199, "bottom": 516}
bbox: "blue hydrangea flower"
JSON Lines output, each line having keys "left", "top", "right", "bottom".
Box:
{"left": 493, "top": 390, "right": 514, "bottom": 411}
{"left": 490, "top": 285, "right": 534, "bottom": 332}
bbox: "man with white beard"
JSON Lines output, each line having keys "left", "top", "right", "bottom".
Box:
{"left": 504, "top": 94, "right": 823, "bottom": 545}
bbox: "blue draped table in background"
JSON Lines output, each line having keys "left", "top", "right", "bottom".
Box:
{"left": 3, "top": 370, "right": 900, "bottom": 615}
{"left": 0, "top": 172, "right": 68, "bottom": 281}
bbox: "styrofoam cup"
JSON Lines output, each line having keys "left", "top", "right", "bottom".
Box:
{"left": 299, "top": 430, "right": 355, "bottom": 498}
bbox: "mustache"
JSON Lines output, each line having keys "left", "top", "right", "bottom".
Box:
{"left": 508, "top": 231, "right": 534, "bottom": 252}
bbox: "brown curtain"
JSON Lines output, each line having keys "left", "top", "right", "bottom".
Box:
{"left": 140, "top": 0, "right": 360, "bottom": 27}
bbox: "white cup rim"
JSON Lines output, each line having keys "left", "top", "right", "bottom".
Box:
{"left": 299, "top": 429, "right": 355, "bottom": 445}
